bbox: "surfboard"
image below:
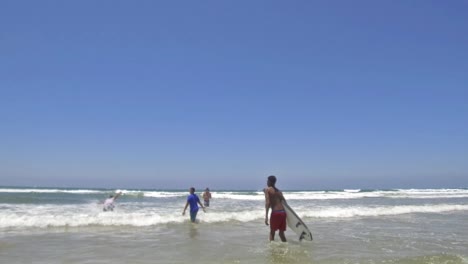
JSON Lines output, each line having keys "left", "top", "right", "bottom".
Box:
{"left": 282, "top": 201, "right": 313, "bottom": 241}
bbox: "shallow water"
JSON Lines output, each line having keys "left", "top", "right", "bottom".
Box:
{"left": 1, "top": 188, "right": 467, "bottom": 263}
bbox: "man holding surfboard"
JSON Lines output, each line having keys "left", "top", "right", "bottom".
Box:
{"left": 264, "top": 175, "right": 287, "bottom": 242}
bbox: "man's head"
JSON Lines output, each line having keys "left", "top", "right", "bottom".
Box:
{"left": 205, "top": 188, "right": 210, "bottom": 192}
{"left": 109, "top": 195, "right": 114, "bottom": 198}
{"left": 267, "top": 175, "right": 277, "bottom": 187}
{"left": 190, "top": 187, "right": 195, "bottom": 194}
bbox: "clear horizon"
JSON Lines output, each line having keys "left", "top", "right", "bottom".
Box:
{"left": 1, "top": 1, "right": 467, "bottom": 190}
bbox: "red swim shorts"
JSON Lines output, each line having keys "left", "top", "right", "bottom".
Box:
{"left": 270, "top": 210, "right": 287, "bottom": 231}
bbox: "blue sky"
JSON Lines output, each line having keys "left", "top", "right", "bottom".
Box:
{"left": 1, "top": 1, "right": 467, "bottom": 190}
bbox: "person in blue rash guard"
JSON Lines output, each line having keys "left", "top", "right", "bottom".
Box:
{"left": 182, "top": 187, "right": 206, "bottom": 222}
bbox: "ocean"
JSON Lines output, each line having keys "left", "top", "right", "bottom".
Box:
{"left": 0, "top": 187, "right": 467, "bottom": 264}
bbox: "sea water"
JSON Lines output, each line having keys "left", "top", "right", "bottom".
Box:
{"left": 0, "top": 187, "right": 467, "bottom": 263}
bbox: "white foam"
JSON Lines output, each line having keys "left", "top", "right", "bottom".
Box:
{"left": 303, "top": 204, "right": 468, "bottom": 218}
{"left": 0, "top": 204, "right": 264, "bottom": 228}
{"left": 386, "top": 189, "right": 468, "bottom": 199}
{"left": 1, "top": 201, "right": 467, "bottom": 229}
{"left": 142, "top": 191, "right": 186, "bottom": 198}
{"left": 2, "top": 188, "right": 468, "bottom": 200}
{"left": 0, "top": 188, "right": 103, "bottom": 194}
{"left": 213, "top": 192, "right": 265, "bottom": 200}
{"left": 208, "top": 189, "right": 468, "bottom": 201}
{"left": 344, "top": 189, "right": 361, "bottom": 193}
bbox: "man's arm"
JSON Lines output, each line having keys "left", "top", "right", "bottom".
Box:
{"left": 280, "top": 191, "right": 286, "bottom": 203}
{"left": 182, "top": 201, "right": 189, "bottom": 215}
{"left": 197, "top": 200, "right": 206, "bottom": 212}
{"left": 264, "top": 188, "right": 271, "bottom": 225}
{"left": 114, "top": 192, "right": 122, "bottom": 200}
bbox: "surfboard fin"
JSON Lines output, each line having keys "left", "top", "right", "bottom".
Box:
{"left": 299, "top": 231, "right": 306, "bottom": 241}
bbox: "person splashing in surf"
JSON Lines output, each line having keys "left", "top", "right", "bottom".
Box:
{"left": 103, "top": 191, "right": 122, "bottom": 212}
{"left": 264, "top": 175, "right": 287, "bottom": 242}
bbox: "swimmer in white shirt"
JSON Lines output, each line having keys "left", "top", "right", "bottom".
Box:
{"left": 103, "top": 192, "right": 122, "bottom": 212}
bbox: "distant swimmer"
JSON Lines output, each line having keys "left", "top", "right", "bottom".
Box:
{"left": 103, "top": 191, "right": 122, "bottom": 212}
{"left": 264, "top": 175, "right": 287, "bottom": 242}
{"left": 202, "top": 187, "right": 212, "bottom": 207}
{"left": 182, "top": 187, "right": 205, "bottom": 222}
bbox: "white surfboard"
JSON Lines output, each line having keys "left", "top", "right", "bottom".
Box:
{"left": 282, "top": 201, "right": 313, "bottom": 241}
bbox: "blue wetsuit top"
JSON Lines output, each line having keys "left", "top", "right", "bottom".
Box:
{"left": 187, "top": 194, "right": 200, "bottom": 212}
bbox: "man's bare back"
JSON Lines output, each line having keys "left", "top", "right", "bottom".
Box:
{"left": 265, "top": 187, "right": 285, "bottom": 211}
